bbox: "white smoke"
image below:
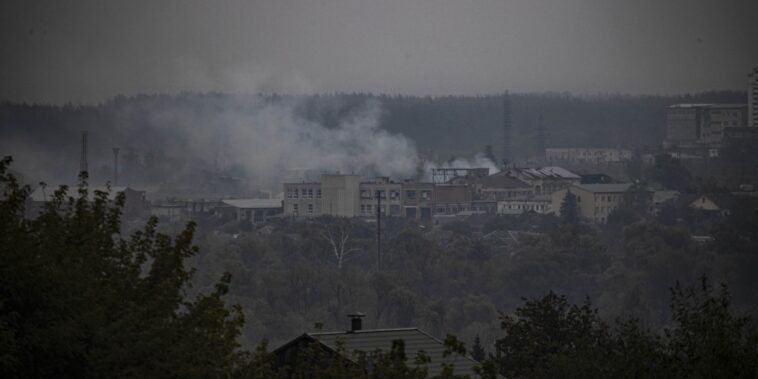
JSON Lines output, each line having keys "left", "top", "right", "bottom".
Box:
{"left": 422, "top": 153, "right": 500, "bottom": 181}
{"left": 113, "top": 95, "right": 421, "bottom": 192}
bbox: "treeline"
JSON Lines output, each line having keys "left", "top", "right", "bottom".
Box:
{"left": 0, "top": 90, "right": 745, "bottom": 186}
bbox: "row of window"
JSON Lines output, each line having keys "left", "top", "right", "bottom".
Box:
{"left": 596, "top": 194, "right": 620, "bottom": 203}
{"left": 290, "top": 203, "right": 315, "bottom": 215}
{"left": 502, "top": 203, "right": 546, "bottom": 211}
{"left": 287, "top": 188, "right": 322, "bottom": 199}
{"left": 405, "top": 190, "right": 432, "bottom": 200}
{"left": 360, "top": 189, "right": 401, "bottom": 200}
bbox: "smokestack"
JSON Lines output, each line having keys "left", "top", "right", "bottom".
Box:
{"left": 502, "top": 92, "right": 512, "bottom": 168}
{"left": 347, "top": 312, "right": 365, "bottom": 332}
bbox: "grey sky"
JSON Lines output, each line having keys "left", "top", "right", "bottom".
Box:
{"left": 1, "top": 0, "right": 757, "bottom": 104}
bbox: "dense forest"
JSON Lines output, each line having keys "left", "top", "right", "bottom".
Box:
{"left": 3, "top": 157, "right": 758, "bottom": 378}
{"left": 0, "top": 91, "right": 746, "bottom": 190}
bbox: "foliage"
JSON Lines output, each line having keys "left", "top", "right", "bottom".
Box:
{"left": 495, "top": 292, "right": 613, "bottom": 378}
{"left": 559, "top": 191, "right": 579, "bottom": 224}
{"left": 490, "top": 276, "right": 758, "bottom": 378}
{"left": 0, "top": 157, "right": 246, "bottom": 378}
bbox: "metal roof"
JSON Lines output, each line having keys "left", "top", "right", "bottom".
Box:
{"left": 513, "top": 166, "right": 580, "bottom": 180}
{"left": 221, "top": 198, "right": 282, "bottom": 209}
{"left": 307, "top": 328, "right": 480, "bottom": 377}
{"left": 575, "top": 183, "right": 632, "bottom": 193}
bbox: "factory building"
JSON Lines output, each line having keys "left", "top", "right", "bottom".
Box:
{"left": 283, "top": 166, "right": 581, "bottom": 219}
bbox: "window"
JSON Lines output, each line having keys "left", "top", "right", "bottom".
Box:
{"left": 390, "top": 190, "right": 400, "bottom": 199}
{"left": 406, "top": 190, "right": 416, "bottom": 199}
{"left": 293, "top": 204, "right": 299, "bottom": 215}
{"left": 307, "top": 189, "right": 313, "bottom": 198}
{"left": 293, "top": 189, "right": 299, "bottom": 199}
{"left": 287, "top": 189, "right": 292, "bottom": 199}
{"left": 421, "top": 191, "right": 431, "bottom": 200}
{"left": 316, "top": 189, "right": 322, "bottom": 198}
{"left": 308, "top": 204, "right": 313, "bottom": 215}
{"left": 361, "top": 190, "right": 372, "bottom": 199}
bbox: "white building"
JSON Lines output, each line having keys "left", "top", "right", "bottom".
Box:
{"left": 545, "top": 148, "right": 633, "bottom": 164}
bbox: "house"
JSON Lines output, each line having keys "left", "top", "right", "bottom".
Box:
{"left": 552, "top": 183, "right": 634, "bottom": 224}
{"left": 274, "top": 314, "right": 480, "bottom": 378}
{"left": 221, "top": 198, "right": 283, "bottom": 223}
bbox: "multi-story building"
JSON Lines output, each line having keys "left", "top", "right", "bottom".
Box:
{"left": 749, "top": 66, "right": 758, "bottom": 127}
{"left": 283, "top": 166, "right": 579, "bottom": 219}
{"left": 665, "top": 104, "right": 748, "bottom": 145}
{"left": 401, "top": 181, "right": 435, "bottom": 219}
{"left": 551, "top": 183, "right": 632, "bottom": 224}
{"left": 433, "top": 184, "right": 473, "bottom": 215}
{"left": 545, "top": 148, "right": 633, "bottom": 164}
{"left": 284, "top": 180, "right": 323, "bottom": 217}
{"left": 359, "top": 177, "right": 403, "bottom": 217}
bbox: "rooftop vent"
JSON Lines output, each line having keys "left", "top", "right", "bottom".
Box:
{"left": 347, "top": 312, "right": 365, "bottom": 332}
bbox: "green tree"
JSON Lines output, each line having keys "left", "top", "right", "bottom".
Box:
{"left": 0, "top": 157, "right": 246, "bottom": 378}
{"left": 559, "top": 191, "right": 579, "bottom": 224}
{"left": 666, "top": 276, "right": 758, "bottom": 378}
{"left": 494, "top": 292, "right": 614, "bottom": 379}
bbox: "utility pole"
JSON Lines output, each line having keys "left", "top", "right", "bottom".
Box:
{"left": 112, "top": 147, "right": 120, "bottom": 186}
{"left": 80, "top": 131, "right": 88, "bottom": 175}
{"left": 376, "top": 189, "right": 382, "bottom": 272}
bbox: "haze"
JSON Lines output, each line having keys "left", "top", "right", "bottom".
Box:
{"left": 2, "top": 0, "right": 757, "bottom": 104}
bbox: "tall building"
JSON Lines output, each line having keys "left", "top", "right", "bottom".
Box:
{"left": 749, "top": 66, "right": 758, "bottom": 127}
{"left": 665, "top": 104, "right": 747, "bottom": 145}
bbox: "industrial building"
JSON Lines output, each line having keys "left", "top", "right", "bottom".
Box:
{"left": 545, "top": 148, "right": 633, "bottom": 164}
{"left": 283, "top": 166, "right": 582, "bottom": 220}
{"left": 551, "top": 183, "right": 637, "bottom": 224}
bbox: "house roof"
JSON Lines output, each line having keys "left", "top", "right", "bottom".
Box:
{"left": 221, "top": 198, "right": 282, "bottom": 209}
{"left": 275, "top": 328, "right": 479, "bottom": 377}
{"left": 685, "top": 193, "right": 736, "bottom": 210}
{"left": 574, "top": 183, "right": 632, "bottom": 193}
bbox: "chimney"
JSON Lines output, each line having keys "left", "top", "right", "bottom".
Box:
{"left": 347, "top": 312, "right": 365, "bottom": 332}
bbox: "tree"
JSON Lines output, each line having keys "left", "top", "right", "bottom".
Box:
{"left": 470, "top": 335, "right": 486, "bottom": 362}
{"left": 559, "top": 191, "right": 579, "bottom": 224}
{"left": 494, "top": 292, "right": 614, "bottom": 378}
{"left": 319, "top": 216, "right": 362, "bottom": 270}
{"left": 0, "top": 157, "right": 246, "bottom": 378}
{"left": 666, "top": 276, "right": 758, "bottom": 378}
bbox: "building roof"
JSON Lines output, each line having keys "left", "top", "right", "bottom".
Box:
{"left": 221, "top": 198, "right": 282, "bottom": 209}
{"left": 686, "top": 193, "right": 736, "bottom": 210}
{"left": 511, "top": 166, "right": 580, "bottom": 180}
{"left": 276, "top": 328, "right": 479, "bottom": 377}
{"left": 479, "top": 174, "right": 531, "bottom": 188}
{"left": 669, "top": 103, "right": 747, "bottom": 109}
{"left": 29, "top": 186, "right": 139, "bottom": 202}
{"left": 574, "top": 183, "right": 633, "bottom": 193}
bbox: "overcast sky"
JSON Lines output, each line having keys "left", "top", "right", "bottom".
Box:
{"left": 2, "top": 0, "right": 757, "bottom": 104}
